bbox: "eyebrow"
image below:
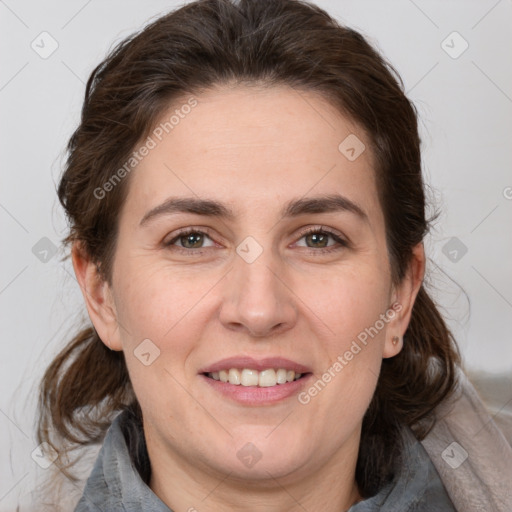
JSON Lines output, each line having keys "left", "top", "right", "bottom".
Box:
{"left": 139, "top": 193, "right": 369, "bottom": 227}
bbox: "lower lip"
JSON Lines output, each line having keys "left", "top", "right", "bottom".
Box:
{"left": 200, "top": 374, "right": 312, "bottom": 405}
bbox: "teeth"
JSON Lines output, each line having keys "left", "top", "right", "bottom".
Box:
{"left": 228, "top": 368, "right": 241, "bottom": 385}
{"left": 258, "top": 369, "right": 276, "bottom": 387}
{"left": 207, "top": 368, "right": 304, "bottom": 387}
{"left": 241, "top": 369, "right": 259, "bottom": 386}
{"left": 276, "top": 368, "right": 288, "bottom": 384}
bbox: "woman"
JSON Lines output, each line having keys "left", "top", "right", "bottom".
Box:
{"left": 36, "top": 0, "right": 512, "bottom": 510}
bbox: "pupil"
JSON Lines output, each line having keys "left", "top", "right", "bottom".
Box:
{"left": 183, "top": 233, "right": 202, "bottom": 248}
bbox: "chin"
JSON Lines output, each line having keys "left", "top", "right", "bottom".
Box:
{"left": 206, "top": 432, "right": 312, "bottom": 483}
{"left": 220, "top": 455, "right": 308, "bottom": 484}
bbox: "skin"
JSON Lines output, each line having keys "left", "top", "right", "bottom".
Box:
{"left": 72, "top": 83, "right": 425, "bottom": 512}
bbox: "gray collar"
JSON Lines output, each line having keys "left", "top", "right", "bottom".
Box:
{"left": 74, "top": 410, "right": 171, "bottom": 511}
{"left": 347, "top": 426, "right": 456, "bottom": 511}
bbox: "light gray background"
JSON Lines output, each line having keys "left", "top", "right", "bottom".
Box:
{"left": 1, "top": 0, "right": 511, "bottom": 509}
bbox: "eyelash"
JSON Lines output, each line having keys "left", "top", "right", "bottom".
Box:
{"left": 163, "top": 226, "right": 349, "bottom": 256}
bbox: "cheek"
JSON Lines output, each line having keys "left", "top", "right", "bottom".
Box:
{"left": 299, "top": 263, "right": 392, "bottom": 350}
{"left": 114, "top": 259, "right": 206, "bottom": 340}
{"left": 113, "top": 264, "right": 210, "bottom": 419}
{"left": 295, "top": 265, "right": 391, "bottom": 407}
{"left": 111, "top": 261, "right": 210, "bottom": 398}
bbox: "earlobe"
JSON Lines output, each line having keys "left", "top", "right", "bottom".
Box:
{"left": 383, "top": 242, "right": 425, "bottom": 359}
{"left": 71, "top": 241, "right": 123, "bottom": 351}
{"left": 382, "top": 334, "right": 402, "bottom": 358}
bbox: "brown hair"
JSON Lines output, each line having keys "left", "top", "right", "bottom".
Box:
{"left": 37, "top": 0, "right": 461, "bottom": 502}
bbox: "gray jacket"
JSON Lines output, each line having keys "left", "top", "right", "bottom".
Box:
{"left": 74, "top": 410, "right": 456, "bottom": 511}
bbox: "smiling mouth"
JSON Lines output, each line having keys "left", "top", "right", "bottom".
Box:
{"left": 203, "top": 368, "right": 310, "bottom": 387}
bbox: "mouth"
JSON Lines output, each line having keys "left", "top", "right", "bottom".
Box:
{"left": 202, "top": 368, "right": 309, "bottom": 387}
{"left": 198, "top": 357, "right": 313, "bottom": 405}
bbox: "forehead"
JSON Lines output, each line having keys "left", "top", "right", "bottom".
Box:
{"left": 122, "top": 84, "right": 382, "bottom": 227}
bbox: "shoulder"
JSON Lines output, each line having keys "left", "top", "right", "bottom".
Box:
{"left": 420, "top": 367, "right": 512, "bottom": 512}
{"left": 467, "top": 370, "right": 512, "bottom": 446}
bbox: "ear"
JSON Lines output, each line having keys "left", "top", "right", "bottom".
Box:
{"left": 71, "top": 241, "right": 123, "bottom": 351}
{"left": 383, "top": 242, "right": 425, "bottom": 358}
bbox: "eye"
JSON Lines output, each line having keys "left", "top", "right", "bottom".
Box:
{"left": 163, "top": 227, "right": 216, "bottom": 254}
{"left": 294, "top": 226, "right": 349, "bottom": 254}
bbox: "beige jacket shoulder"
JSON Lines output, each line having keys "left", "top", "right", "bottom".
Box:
{"left": 420, "top": 368, "right": 512, "bottom": 512}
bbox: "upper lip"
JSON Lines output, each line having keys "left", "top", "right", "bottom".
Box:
{"left": 199, "top": 356, "right": 312, "bottom": 374}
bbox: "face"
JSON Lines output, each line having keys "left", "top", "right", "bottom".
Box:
{"left": 75, "top": 84, "right": 422, "bottom": 494}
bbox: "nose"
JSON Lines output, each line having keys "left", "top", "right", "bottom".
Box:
{"left": 218, "top": 247, "right": 298, "bottom": 339}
